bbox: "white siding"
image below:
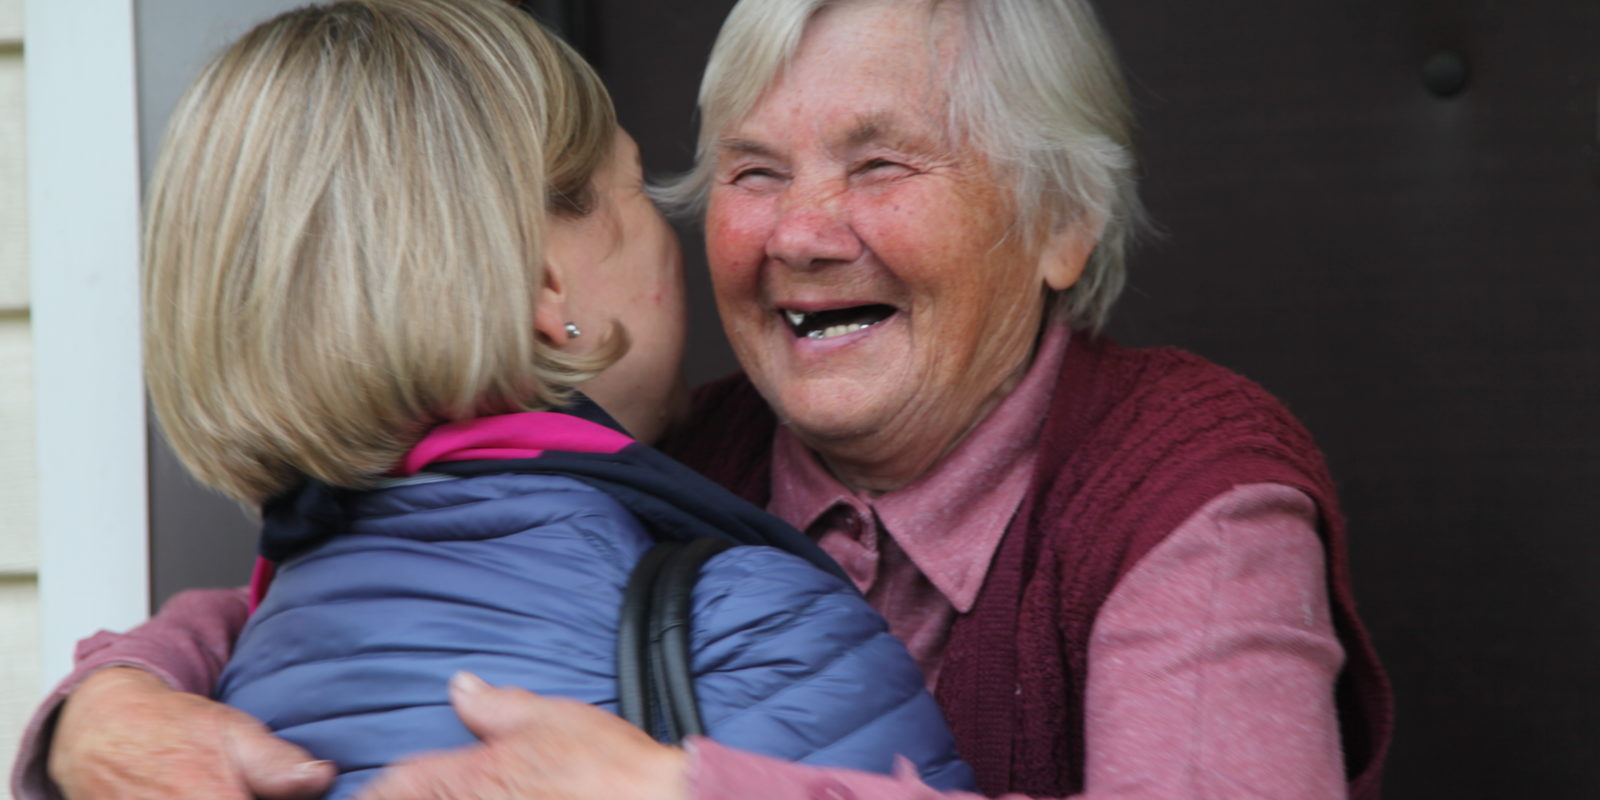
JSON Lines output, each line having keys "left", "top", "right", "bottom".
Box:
{"left": 0, "top": 578, "right": 40, "bottom": 772}
{"left": 1, "top": 0, "right": 37, "bottom": 768}
{"left": 0, "top": 52, "right": 23, "bottom": 310}
{"left": 0, "top": 320, "right": 35, "bottom": 574}
{"left": 0, "top": 0, "right": 17, "bottom": 41}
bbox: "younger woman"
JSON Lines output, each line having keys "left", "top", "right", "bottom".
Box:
{"left": 132, "top": 1, "right": 972, "bottom": 798}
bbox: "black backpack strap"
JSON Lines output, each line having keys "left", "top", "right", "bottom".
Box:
{"left": 617, "top": 541, "right": 680, "bottom": 736}
{"left": 617, "top": 538, "right": 736, "bottom": 743}
{"left": 650, "top": 538, "right": 734, "bottom": 740}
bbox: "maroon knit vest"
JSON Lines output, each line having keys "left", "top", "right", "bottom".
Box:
{"left": 666, "top": 335, "right": 1393, "bottom": 799}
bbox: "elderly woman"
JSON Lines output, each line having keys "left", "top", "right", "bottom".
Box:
{"left": 13, "top": 0, "right": 1391, "bottom": 799}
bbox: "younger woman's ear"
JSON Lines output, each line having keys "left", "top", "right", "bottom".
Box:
{"left": 532, "top": 259, "right": 571, "bottom": 344}
{"left": 1038, "top": 225, "right": 1098, "bottom": 292}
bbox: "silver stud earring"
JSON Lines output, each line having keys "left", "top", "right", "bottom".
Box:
{"left": 564, "top": 322, "right": 582, "bottom": 340}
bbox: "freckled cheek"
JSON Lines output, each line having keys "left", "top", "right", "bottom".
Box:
{"left": 854, "top": 190, "right": 984, "bottom": 267}
{"left": 854, "top": 215, "right": 972, "bottom": 293}
{"left": 706, "top": 202, "right": 771, "bottom": 294}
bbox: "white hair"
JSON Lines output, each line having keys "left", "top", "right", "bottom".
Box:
{"left": 654, "top": 0, "right": 1144, "bottom": 331}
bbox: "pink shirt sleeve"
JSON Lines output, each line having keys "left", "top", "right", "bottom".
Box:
{"left": 689, "top": 484, "right": 1347, "bottom": 800}
{"left": 9, "top": 587, "right": 249, "bottom": 800}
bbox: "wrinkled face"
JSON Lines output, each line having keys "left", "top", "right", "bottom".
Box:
{"left": 705, "top": 2, "right": 1084, "bottom": 481}
{"left": 549, "top": 129, "right": 687, "bottom": 444}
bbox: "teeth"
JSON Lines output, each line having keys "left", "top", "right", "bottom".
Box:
{"left": 785, "top": 310, "right": 808, "bottom": 329}
{"left": 806, "top": 322, "right": 871, "bottom": 340}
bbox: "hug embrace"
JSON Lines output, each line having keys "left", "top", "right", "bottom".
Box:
{"left": 13, "top": 1, "right": 1392, "bottom": 799}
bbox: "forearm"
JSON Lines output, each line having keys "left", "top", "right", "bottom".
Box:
{"left": 9, "top": 587, "right": 250, "bottom": 799}
{"left": 1080, "top": 484, "right": 1346, "bottom": 799}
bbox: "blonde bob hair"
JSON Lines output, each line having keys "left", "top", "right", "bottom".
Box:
{"left": 144, "top": 0, "right": 622, "bottom": 507}
{"left": 655, "top": 0, "right": 1144, "bottom": 331}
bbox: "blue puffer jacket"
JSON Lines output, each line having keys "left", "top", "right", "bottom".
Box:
{"left": 216, "top": 471, "right": 974, "bottom": 798}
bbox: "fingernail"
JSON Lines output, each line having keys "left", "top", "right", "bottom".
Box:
{"left": 450, "top": 670, "right": 488, "bottom": 695}
{"left": 298, "top": 760, "right": 334, "bottom": 775}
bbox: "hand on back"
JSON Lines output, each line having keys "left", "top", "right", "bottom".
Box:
{"left": 353, "top": 672, "right": 689, "bottom": 800}
{"left": 48, "top": 667, "right": 333, "bottom": 800}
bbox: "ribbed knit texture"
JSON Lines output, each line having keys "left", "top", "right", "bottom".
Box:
{"left": 668, "top": 335, "right": 1392, "bottom": 799}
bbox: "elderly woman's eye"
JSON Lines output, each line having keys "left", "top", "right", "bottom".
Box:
{"left": 731, "top": 167, "right": 783, "bottom": 186}
{"left": 856, "top": 158, "right": 911, "bottom": 177}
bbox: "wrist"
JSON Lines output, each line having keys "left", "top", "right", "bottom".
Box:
{"left": 56, "top": 666, "right": 169, "bottom": 749}
{"left": 71, "top": 664, "right": 169, "bottom": 698}
{"left": 49, "top": 668, "right": 166, "bottom": 789}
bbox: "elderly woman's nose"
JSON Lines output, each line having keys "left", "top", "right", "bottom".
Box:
{"left": 765, "top": 186, "right": 862, "bottom": 269}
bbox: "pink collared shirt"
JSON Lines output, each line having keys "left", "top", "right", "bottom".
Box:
{"left": 770, "top": 324, "right": 1070, "bottom": 687}
{"left": 706, "top": 323, "right": 1347, "bottom": 799}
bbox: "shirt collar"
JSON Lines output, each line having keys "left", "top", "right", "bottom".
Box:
{"left": 769, "top": 323, "right": 1072, "bottom": 611}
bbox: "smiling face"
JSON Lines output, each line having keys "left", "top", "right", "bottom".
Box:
{"left": 704, "top": 1, "right": 1092, "bottom": 491}
{"left": 543, "top": 129, "right": 688, "bottom": 444}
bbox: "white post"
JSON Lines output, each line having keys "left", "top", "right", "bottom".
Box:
{"left": 26, "top": 0, "right": 149, "bottom": 687}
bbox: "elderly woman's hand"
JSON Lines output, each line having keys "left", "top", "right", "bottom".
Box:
{"left": 354, "top": 672, "right": 689, "bottom": 800}
{"left": 48, "top": 666, "right": 335, "bottom": 799}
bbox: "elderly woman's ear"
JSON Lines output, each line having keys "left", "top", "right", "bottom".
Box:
{"left": 1038, "top": 226, "right": 1098, "bottom": 292}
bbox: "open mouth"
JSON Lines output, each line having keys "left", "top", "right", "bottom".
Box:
{"left": 782, "top": 304, "right": 897, "bottom": 340}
